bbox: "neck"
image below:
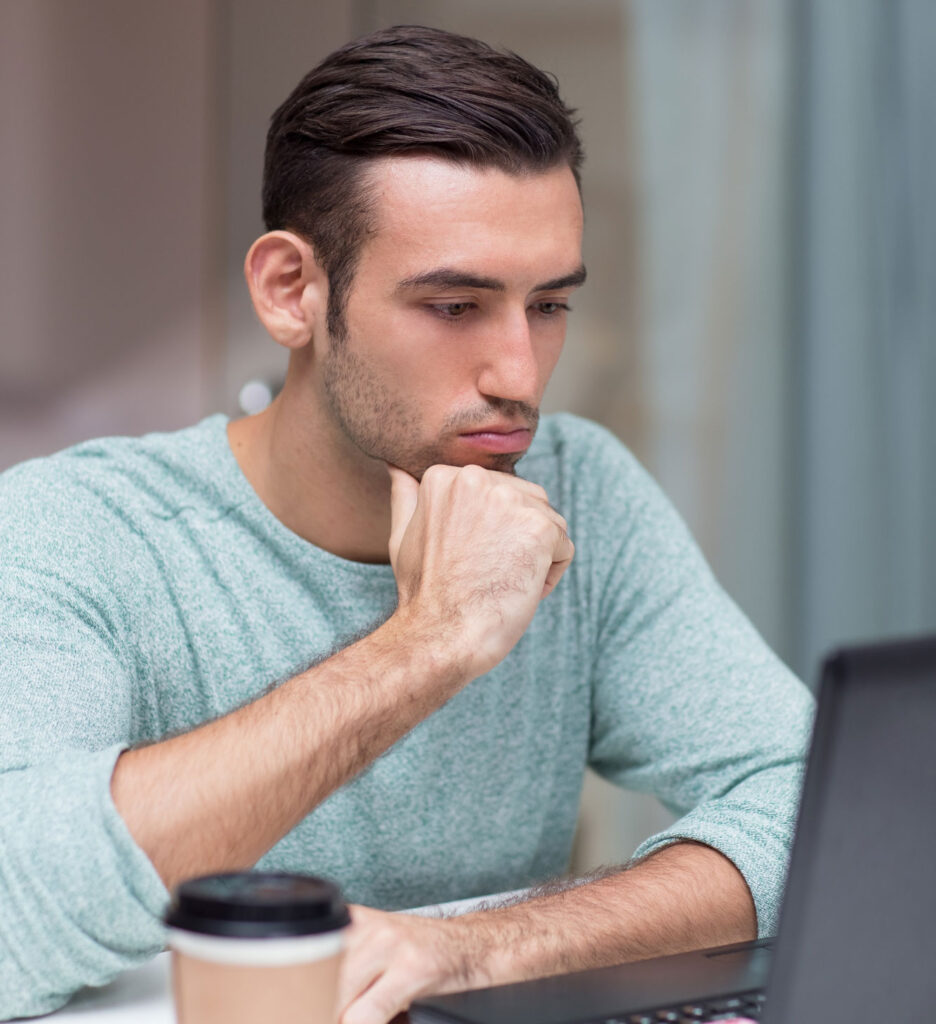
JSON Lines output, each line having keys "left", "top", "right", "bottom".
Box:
{"left": 227, "top": 376, "right": 393, "bottom": 563}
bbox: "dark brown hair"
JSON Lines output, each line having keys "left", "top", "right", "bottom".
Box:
{"left": 262, "top": 24, "right": 583, "bottom": 339}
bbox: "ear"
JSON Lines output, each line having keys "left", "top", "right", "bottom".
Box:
{"left": 244, "top": 231, "right": 325, "bottom": 349}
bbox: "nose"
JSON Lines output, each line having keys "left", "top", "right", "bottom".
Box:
{"left": 476, "top": 309, "right": 541, "bottom": 406}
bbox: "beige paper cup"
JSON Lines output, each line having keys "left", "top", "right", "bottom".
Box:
{"left": 165, "top": 872, "right": 350, "bottom": 1024}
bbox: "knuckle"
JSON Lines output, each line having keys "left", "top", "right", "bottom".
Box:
{"left": 375, "top": 921, "right": 401, "bottom": 947}
{"left": 421, "top": 464, "right": 447, "bottom": 486}
{"left": 527, "top": 509, "right": 555, "bottom": 539}
{"left": 490, "top": 482, "right": 518, "bottom": 508}
{"left": 398, "top": 943, "right": 426, "bottom": 977}
{"left": 457, "top": 463, "right": 488, "bottom": 488}
{"left": 354, "top": 920, "right": 395, "bottom": 954}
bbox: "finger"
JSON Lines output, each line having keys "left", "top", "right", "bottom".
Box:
{"left": 338, "top": 961, "right": 385, "bottom": 1022}
{"left": 386, "top": 464, "right": 420, "bottom": 562}
{"left": 542, "top": 532, "right": 574, "bottom": 598}
{"left": 493, "top": 474, "right": 552, "bottom": 506}
{"left": 341, "top": 969, "right": 412, "bottom": 1024}
{"left": 541, "top": 507, "right": 569, "bottom": 536}
{"left": 337, "top": 907, "right": 387, "bottom": 1010}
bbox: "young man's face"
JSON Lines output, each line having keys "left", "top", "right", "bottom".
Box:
{"left": 319, "top": 156, "right": 585, "bottom": 478}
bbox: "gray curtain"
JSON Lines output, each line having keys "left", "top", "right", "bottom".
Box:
{"left": 627, "top": 0, "right": 794, "bottom": 663}
{"left": 792, "top": 0, "right": 936, "bottom": 678}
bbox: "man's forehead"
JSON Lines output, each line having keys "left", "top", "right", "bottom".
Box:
{"left": 365, "top": 154, "right": 580, "bottom": 225}
{"left": 359, "top": 155, "right": 584, "bottom": 279}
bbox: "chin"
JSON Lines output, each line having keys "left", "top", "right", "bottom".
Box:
{"left": 421, "top": 451, "right": 521, "bottom": 478}
{"left": 478, "top": 452, "right": 521, "bottom": 475}
{"left": 384, "top": 440, "right": 524, "bottom": 481}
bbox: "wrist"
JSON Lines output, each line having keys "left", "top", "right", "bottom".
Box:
{"left": 381, "top": 603, "right": 478, "bottom": 693}
{"left": 448, "top": 905, "right": 555, "bottom": 988}
{"left": 452, "top": 886, "right": 629, "bottom": 986}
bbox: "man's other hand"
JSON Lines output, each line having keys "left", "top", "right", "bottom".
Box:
{"left": 337, "top": 905, "right": 491, "bottom": 1024}
{"left": 386, "top": 463, "right": 574, "bottom": 678}
{"left": 336, "top": 843, "right": 757, "bottom": 1024}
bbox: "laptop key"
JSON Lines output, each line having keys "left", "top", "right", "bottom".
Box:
{"left": 707, "top": 997, "right": 745, "bottom": 1012}
{"left": 679, "top": 1007, "right": 706, "bottom": 1018}
{"left": 626, "top": 1015, "right": 656, "bottom": 1024}
{"left": 655, "top": 1012, "right": 681, "bottom": 1022}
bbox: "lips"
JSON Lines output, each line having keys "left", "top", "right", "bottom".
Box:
{"left": 457, "top": 427, "right": 532, "bottom": 454}
{"left": 459, "top": 417, "right": 533, "bottom": 436}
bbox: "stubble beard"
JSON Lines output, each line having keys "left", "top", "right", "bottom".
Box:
{"left": 322, "top": 341, "right": 536, "bottom": 480}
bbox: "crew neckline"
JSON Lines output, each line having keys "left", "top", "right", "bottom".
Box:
{"left": 205, "top": 414, "right": 397, "bottom": 580}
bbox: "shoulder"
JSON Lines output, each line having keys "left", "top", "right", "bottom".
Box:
{"left": 0, "top": 415, "right": 234, "bottom": 566}
{"left": 1, "top": 415, "right": 232, "bottom": 514}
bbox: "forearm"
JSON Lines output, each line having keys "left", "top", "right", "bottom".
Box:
{"left": 466, "top": 841, "right": 756, "bottom": 985}
{"left": 111, "top": 610, "right": 466, "bottom": 891}
{"left": 113, "top": 461, "right": 572, "bottom": 898}
{"left": 337, "top": 842, "right": 756, "bottom": 1023}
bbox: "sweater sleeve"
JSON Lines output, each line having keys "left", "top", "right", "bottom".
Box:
{"left": 579, "top": 428, "right": 814, "bottom": 937}
{"left": 0, "top": 466, "right": 169, "bottom": 1020}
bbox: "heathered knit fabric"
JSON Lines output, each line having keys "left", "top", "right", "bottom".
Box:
{"left": 0, "top": 413, "right": 813, "bottom": 1018}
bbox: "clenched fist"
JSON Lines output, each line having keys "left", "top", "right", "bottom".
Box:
{"left": 386, "top": 462, "right": 574, "bottom": 680}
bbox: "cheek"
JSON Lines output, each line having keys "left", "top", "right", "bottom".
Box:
{"left": 357, "top": 308, "right": 474, "bottom": 385}
{"left": 534, "top": 327, "right": 566, "bottom": 387}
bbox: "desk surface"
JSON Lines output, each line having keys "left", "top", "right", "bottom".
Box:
{"left": 51, "top": 955, "right": 172, "bottom": 1023}
{"left": 42, "top": 893, "right": 518, "bottom": 1023}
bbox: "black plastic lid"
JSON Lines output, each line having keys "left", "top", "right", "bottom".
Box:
{"left": 165, "top": 872, "right": 350, "bottom": 938}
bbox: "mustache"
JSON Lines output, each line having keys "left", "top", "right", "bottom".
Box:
{"left": 443, "top": 399, "right": 540, "bottom": 433}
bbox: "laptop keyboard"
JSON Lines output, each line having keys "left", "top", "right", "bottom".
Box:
{"left": 592, "top": 989, "right": 766, "bottom": 1023}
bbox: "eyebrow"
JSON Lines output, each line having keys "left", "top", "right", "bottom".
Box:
{"left": 395, "top": 265, "right": 587, "bottom": 295}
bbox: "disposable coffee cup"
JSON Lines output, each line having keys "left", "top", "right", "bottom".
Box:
{"left": 165, "top": 872, "right": 350, "bottom": 1024}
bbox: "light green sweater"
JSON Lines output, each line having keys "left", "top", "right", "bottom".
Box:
{"left": 0, "top": 413, "right": 813, "bottom": 1018}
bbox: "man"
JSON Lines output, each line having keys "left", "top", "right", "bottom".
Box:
{"left": 0, "top": 25, "right": 812, "bottom": 1024}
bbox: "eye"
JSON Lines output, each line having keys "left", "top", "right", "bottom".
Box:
{"left": 533, "top": 301, "right": 571, "bottom": 317}
{"left": 431, "top": 302, "right": 475, "bottom": 319}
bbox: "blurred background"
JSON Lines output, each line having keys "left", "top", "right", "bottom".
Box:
{"left": 2, "top": 0, "right": 934, "bottom": 874}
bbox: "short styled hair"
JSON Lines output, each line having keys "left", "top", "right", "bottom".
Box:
{"left": 262, "top": 24, "right": 583, "bottom": 339}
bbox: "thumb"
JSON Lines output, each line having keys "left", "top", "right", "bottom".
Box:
{"left": 386, "top": 464, "right": 419, "bottom": 564}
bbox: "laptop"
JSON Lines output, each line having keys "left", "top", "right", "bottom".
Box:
{"left": 412, "top": 634, "right": 936, "bottom": 1024}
